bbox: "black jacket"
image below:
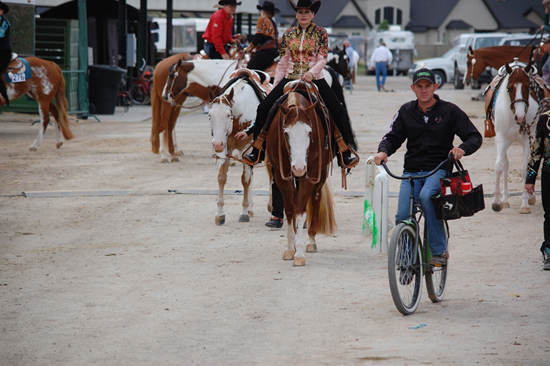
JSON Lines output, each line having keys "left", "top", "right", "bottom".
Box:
{"left": 378, "top": 95, "right": 482, "bottom": 172}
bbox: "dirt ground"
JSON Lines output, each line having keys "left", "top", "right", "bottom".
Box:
{"left": 1, "top": 75, "right": 549, "bottom": 366}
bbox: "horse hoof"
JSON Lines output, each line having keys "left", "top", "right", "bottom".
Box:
{"left": 283, "top": 250, "right": 295, "bottom": 260}
{"left": 520, "top": 207, "right": 531, "bottom": 214}
{"left": 528, "top": 196, "right": 536, "bottom": 205}
{"left": 215, "top": 215, "right": 225, "bottom": 226}
{"left": 502, "top": 202, "right": 510, "bottom": 208}
{"left": 29, "top": 147, "right": 37, "bottom": 152}
{"left": 247, "top": 210, "right": 254, "bottom": 218}
{"left": 306, "top": 243, "right": 317, "bottom": 253}
{"left": 171, "top": 157, "right": 180, "bottom": 162}
{"left": 175, "top": 150, "right": 184, "bottom": 156}
{"left": 492, "top": 202, "right": 503, "bottom": 212}
{"left": 56, "top": 142, "right": 63, "bottom": 149}
{"left": 160, "top": 158, "right": 169, "bottom": 163}
{"left": 293, "top": 257, "right": 306, "bottom": 266}
{"left": 238, "top": 214, "right": 250, "bottom": 222}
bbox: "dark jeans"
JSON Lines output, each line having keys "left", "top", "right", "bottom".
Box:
{"left": 0, "top": 49, "right": 11, "bottom": 104}
{"left": 271, "top": 167, "right": 284, "bottom": 219}
{"left": 247, "top": 48, "right": 278, "bottom": 72}
{"left": 204, "top": 42, "right": 230, "bottom": 60}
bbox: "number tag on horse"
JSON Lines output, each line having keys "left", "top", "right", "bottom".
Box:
{"left": 11, "top": 73, "right": 26, "bottom": 83}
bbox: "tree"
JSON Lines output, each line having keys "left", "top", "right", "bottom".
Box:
{"left": 378, "top": 19, "right": 389, "bottom": 31}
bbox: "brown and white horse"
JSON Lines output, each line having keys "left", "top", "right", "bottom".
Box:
{"left": 491, "top": 61, "right": 541, "bottom": 213}
{"left": 464, "top": 45, "right": 534, "bottom": 86}
{"left": 209, "top": 69, "right": 272, "bottom": 225}
{"left": 2, "top": 56, "right": 73, "bottom": 151}
{"left": 150, "top": 54, "right": 238, "bottom": 162}
{"left": 266, "top": 81, "right": 336, "bottom": 266}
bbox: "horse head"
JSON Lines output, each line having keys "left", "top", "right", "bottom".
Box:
{"left": 210, "top": 87, "right": 235, "bottom": 153}
{"left": 505, "top": 61, "right": 533, "bottom": 126}
{"left": 280, "top": 92, "right": 318, "bottom": 177}
{"left": 162, "top": 58, "right": 194, "bottom": 105}
{"left": 327, "top": 49, "right": 351, "bottom": 81}
{"left": 464, "top": 46, "right": 485, "bottom": 86}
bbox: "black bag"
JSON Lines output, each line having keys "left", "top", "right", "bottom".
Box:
{"left": 431, "top": 159, "right": 485, "bottom": 220}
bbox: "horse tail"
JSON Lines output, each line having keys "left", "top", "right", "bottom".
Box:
{"left": 150, "top": 87, "right": 161, "bottom": 154}
{"left": 53, "top": 63, "right": 74, "bottom": 140}
{"left": 307, "top": 179, "right": 337, "bottom": 235}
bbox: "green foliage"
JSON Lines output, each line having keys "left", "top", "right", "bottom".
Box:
{"left": 378, "top": 19, "right": 389, "bottom": 31}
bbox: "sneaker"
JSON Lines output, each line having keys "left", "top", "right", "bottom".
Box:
{"left": 265, "top": 216, "right": 283, "bottom": 229}
{"left": 544, "top": 256, "right": 550, "bottom": 271}
{"left": 429, "top": 254, "right": 448, "bottom": 266}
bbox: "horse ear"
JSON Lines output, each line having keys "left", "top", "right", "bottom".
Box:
{"left": 468, "top": 46, "right": 474, "bottom": 57}
{"left": 280, "top": 104, "right": 289, "bottom": 116}
{"left": 228, "top": 87, "right": 234, "bottom": 101}
{"left": 208, "top": 88, "right": 215, "bottom": 101}
{"left": 525, "top": 60, "right": 533, "bottom": 74}
{"left": 505, "top": 63, "right": 512, "bottom": 74}
{"left": 305, "top": 101, "right": 318, "bottom": 113}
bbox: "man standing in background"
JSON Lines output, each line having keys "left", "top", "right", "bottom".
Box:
{"left": 370, "top": 41, "right": 392, "bottom": 92}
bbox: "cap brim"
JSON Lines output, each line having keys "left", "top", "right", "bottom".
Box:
{"left": 413, "top": 77, "right": 436, "bottom": 84}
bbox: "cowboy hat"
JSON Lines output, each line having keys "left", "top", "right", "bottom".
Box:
{"left": 218, "top": 0, "right": 241, "bottom": 6}
{"left": 257, "top": 1, "right": 280, "bottom": 14}
{"left": 289, "top": 0, "right": 321, "bottom": 14}
{"left": 0, "top": 1, "right": 9, "bottom": 14}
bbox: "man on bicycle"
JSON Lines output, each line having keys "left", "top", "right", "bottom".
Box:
{"left": 373, "top": 68, "right": 482, "bottom": 266}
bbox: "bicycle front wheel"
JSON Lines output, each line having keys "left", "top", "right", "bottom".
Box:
{"left": 388, "top": 223, "right": 423, "bottom": 315}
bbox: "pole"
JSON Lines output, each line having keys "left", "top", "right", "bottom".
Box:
{"left": 166, "top": 0, "right": 173, "bottom": 57}
{"left": 77, "top": 0, "right": 89, "bottom": 115}
{"left": 118, "top": 0, "right": 127, "bottom": 68}
{"left": 140, "top": 0, "right": 148, "bottom": 65}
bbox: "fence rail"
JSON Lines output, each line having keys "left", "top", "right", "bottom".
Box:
{"left": 62, "top": 70, "right": 88, "bottom": 116}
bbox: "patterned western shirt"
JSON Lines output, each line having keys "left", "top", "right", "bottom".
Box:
{"left": 526, "top": 114, "right": 550, "bottom": 184}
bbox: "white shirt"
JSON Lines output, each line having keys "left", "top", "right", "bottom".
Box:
{"left": 370, "top": 45, "right": 393, "bottom": 65}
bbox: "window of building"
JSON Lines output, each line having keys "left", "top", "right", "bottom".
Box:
{"left": 374, "top": 7, "right": 403, "bottom": 26}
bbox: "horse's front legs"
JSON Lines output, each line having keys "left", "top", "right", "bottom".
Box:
{"left": 293, "top": 213, "right": 307, "bottom": 266}
{"left": 239, "top": 162, "right": 254, "bottom": 222}
{"left": 159, "top": 130, "right": 173, "bottom": 163}
{"left": 493, "top": 136, "right": 511, "bottom": 211}
{"left": 216, "top": 159, "right": 231, "bottom": 225}
{"left": 48, "top": 102, "right": 64, "bottom": 149}
{"left": 172, "top": 127, "right": 184, "bottom": 157}
{"left": 29, "top": 106, "right": 50, "bottom": 151}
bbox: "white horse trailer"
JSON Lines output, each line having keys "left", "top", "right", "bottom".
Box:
{"left": 366, "top": 29, "right": 416, "bottom": 75}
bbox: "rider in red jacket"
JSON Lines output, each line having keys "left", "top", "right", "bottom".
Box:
{"left": 202, "top": 0, "right": 241, "bottom": 60}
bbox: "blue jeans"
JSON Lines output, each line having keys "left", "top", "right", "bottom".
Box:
{"left": 395, "top": 170, "right": 448, "bottom": 256}
{"left": 375, "top": 62, "right": 387, "bottom": 91}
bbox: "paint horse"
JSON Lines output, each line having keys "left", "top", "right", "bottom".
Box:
{"left": 150, "top": 54, "right": 238, "bottom": 162}
{"left": 2, "top": 56, "right": 73, "bottom": 151}
{"left": 490, "top": 60, "right": 545, "bottom": 214}
{"left": 266, "top": 80, "right": 337, "bottom": 266}
{"left": 209, "top": 69, "right": 272, "bottom": 225}
{"left": 327, "top": 48, "right": 352, "bottom": 83}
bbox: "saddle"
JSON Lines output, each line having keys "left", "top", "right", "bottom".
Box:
{"left": 5, "top": 54, "right": 31, "bottom": 83}
{"left": 228, "top": 69, "right": 272, "bottom": 96}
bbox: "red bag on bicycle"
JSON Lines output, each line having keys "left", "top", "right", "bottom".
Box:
{"left": 440, "top": 159, "right": 471, "bottom": 195}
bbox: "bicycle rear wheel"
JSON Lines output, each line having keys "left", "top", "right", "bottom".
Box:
{"left": 425, "top": 222, "right": 449, "bottom": 302}
{"left": 388, "top": 223, "right": 423, "bottom": 315}
{"left": 130, "top": 84, "right": 151, "bottom": 105}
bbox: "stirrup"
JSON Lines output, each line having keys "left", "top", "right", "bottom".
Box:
{"left": 242, "top": 135, "right": 265, "bottom": 166}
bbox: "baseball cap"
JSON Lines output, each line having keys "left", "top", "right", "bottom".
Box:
{"left": 412, "top": 68, "right": 436, "bottom": 84}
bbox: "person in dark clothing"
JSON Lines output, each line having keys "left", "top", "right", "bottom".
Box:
{"left": 242, "top": 0, "right": 358, "bottom": 169}
{"left": 245, "top": 1, "right": 280, "bottom": 72}
{"left": 0, "top": 1, "right": 11, "bottom": 106}
{"left": 525, "top": 112, "right": 550, "bottom": 270}
{"left": 374, "top": 68, "right": 482, "bottom": 266}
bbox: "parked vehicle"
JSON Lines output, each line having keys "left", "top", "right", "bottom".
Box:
{"left": 152, "top": 18, "right": 209, "bottom": 60}
{"left": 499, "top": 33, "right": 538, "bottom": 46}
{"left": 366, "top": 29, "right": 416, "bottom": 75}
{"left": 407, "top": 45, "right": 460, "bottom": 87}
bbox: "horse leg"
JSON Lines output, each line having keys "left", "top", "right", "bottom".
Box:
{"left": 279, "top": 180, "right": 296, "bottom": 261}
{"left": 48, "top": 102, "right": 64, "bottom": 149}
{"left": 492, "top": 134, "right": 511, "bottom": 211}
{"left": 520, "top": 137, "right": 534, "bottom": 214}
{"left": 238, "top": 163, "right": 254, "bottom": 222}
{"left": 29, "top": 104, "right": 50, "bottom": 151}
{"left": 168, "top": 106, "right": 182, "bottom": 162}
{"left": 215, "top": 158, "right": 230, "bottom": 225}
{"left": 159, "top": 131, "right": 171, "bottom": 163}
{"left": 293, "top": 212, "right": 307, "bottom": 266}
{"left": 306, "top": 183, "right": 323, "bottom": 253}
{"left": 172, "top": 127, "right": 184, "bottom": 157}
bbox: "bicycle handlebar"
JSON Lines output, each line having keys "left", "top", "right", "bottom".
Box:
{"left": 381, "top": 153, "right": 454, "bottom": 181}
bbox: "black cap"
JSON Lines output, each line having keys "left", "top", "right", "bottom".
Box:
{"left": 412, "top": 68, "right": 436, "bottom": 84}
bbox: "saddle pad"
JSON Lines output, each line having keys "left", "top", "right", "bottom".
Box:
{"left": 5, "top": 58, "right": 31, "bottom": 83}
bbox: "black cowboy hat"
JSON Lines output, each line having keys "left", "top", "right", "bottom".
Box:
{"left": 0, "top": 1, "right": 9, "bottom": 14}
{"left": 289, "top": 0, "right": 321, "bottom": 14}
{"left": 218, "top": 0, "right": 241, "bottom": 5}
{"left": 257, "top": 1, "right": 280, "bottom": 14}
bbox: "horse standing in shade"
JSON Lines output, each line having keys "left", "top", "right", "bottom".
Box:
{"left": 150, "top": 54, "right": 238, "bottom": 162}
{"left": 265, "top": 81, "right": 337, "bottom": 266}
{"left": 491, "top": 61, "right": 542, "bottom": 214}
{"left": 209, "top": 69, "right": 272, "bottom": 225}
{"left": 2, "top": 56, "right": 73, "bottom": 151}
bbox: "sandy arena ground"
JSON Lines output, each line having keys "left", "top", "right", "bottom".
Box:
{"left": 1, "top": 75, "right": 549, "bottom": 365}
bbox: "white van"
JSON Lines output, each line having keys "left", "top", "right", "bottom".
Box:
{"left": 366, "top": 29, "right": 416, "bottom": 75}
{"left": 152, "top": 18, "right": 210, "bottom": 57}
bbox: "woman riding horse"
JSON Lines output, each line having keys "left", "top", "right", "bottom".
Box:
{"left": 242, "top": 0, "right": 358, "bottom": 169}
{"left": 244, "top": 1, "right": 280, "bottom": 72}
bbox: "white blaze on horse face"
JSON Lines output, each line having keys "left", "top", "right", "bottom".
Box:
{"left": 32, "top": 66, "right": 53, "bottom": 95}
{"left": 285, "top": 121, "right": 312, "bottom": 177}
{"left": 210, "top": 102, "right": 232, "bottom": 153}
{"left": 512, "top": 82, "right": 527, "bottom": 124}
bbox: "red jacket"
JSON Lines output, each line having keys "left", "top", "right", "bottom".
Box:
{"left": 202, "top": 9, "right": 234, "bottom": 55}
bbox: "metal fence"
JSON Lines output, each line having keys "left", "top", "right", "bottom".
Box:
{"left": 62, "top": 70, "right": 88, "bottom": 116}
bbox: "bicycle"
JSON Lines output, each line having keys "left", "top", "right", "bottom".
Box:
{"left": 130, "top": 58, "right": 153, "bottom": 105}
{"left": 381, "top": 157, "right": 451, "bottom": 315}
{"left": 116, "top": 77, "right": 131, "bottom": 112}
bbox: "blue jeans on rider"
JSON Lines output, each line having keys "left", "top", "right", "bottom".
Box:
{"left": 395, "top": 170, "right": 448, "bottom": 256}
{"left": 375, "top": 62, "right": 388, "bottom": 91}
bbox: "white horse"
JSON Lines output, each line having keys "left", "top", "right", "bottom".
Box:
{"left": 491, "top": 61, "right": 540, "bottom": 213}
{"left": 209, "top": 69, "right": 272, "bottom": 225}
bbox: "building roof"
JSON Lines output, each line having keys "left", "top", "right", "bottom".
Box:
{"left": 482, "top": 0, "right": 542, "bottom": 29}
{"left": 445, "top": 20, "right": 471, "bottom": 30}
{"left": 406, "top": 0, "right": 459, "bottom": 31}
{"left": 332, "top": 15, "right": 366, "bottom": 29}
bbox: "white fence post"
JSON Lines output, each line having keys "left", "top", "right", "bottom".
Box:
{"left": 363, "top": 156, "right": 390, "bottom": 255}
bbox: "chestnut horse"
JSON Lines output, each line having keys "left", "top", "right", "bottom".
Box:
{"left": 491, "top": 61, "right": 541, "bottom": 214}
{"left": 266, "top": 81, "right": 336, "bottom": 266}
{"left": 464, "top": 45, "right": 534, "bottom": 86}
{"left": 150, "top": 54, "right": 238, "bottom": 162}
{"left": 3, "top": 56, "right": 73, "bottom": 151}
{"left": 209, "top": 69, "right": 272, "bottom": 225}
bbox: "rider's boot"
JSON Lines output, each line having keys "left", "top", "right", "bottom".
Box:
{"left": 334, "top": 128, "right": 358, "bottom": 168}
{"left": 243, "top": 133, "right": 266, "bottom": 165}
